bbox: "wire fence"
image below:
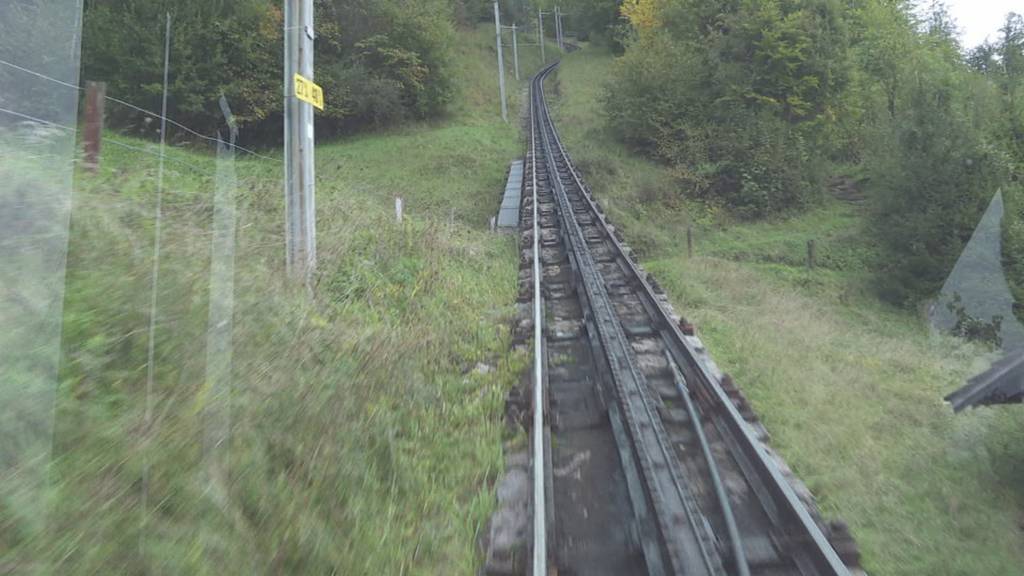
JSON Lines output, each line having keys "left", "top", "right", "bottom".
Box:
{"left": 0, "top": 57, "right": 280, "bottom": 163}
{"left": 1, "top": 5, "right": 291, "bottom": 569}
{"left": 6, "top": 1, "right": 561, "bottom": 572}
{"left": 2, "top": 1, "right": 86, "bottom": 545}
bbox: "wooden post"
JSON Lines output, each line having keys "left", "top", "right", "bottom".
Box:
{"left": 395, "top": 197, "right": 404, "bottom": 223}
{"left": 83, "top": 81, "right": 105, "bottom": 172}
{"left": 807, "top": 239, "right": 816, "bottom": 270}
{"left": 687, "top": 226, "right": 693, "bottom": 258}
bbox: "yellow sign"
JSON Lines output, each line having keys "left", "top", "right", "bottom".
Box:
{"left": 294, "top": 74, "right": 324, "bottom": 110}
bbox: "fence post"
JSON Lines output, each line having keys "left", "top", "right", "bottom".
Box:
{"left": 83, "top": 81, "right": 105, "bottom": 172}
{"left": 396, "top": 197, "right": 404, "bottom": 223}
{"left": 807, "top": 239, "right": 816, "bottom": 270}
{"left": 687, "top": 226, "right": 693, "bottom": 258}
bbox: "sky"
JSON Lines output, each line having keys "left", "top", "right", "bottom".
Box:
{"left": 943, "top": 0, "right": 1019, "bottom": 48}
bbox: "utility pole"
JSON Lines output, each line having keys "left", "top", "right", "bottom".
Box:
{"left": 556, "top": 6, "right": 564, "bottom": 51}
{"left": 284, "top": 0, "right": 317, "bottom": 281}
{"left": 538, "top": 8, "right": 546, "bottom": 63}
{"left": 494, "top": 1, "right": 508, "bottom": 122}
{"left": 562, "top": 9, "right": 568, "bottom": 49}
{"left": 563, "top": 7, "right": 569, "bottom": 50}
{"left": 512, "top": 22, "right": 520, "bottom": 81}
{"left": 563, "top": 9, "right": 569, "bottom": 49}
{"left": 557, "top": 6, "right": 565, "bottom": 51}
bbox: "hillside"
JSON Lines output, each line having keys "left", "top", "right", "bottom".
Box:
{"left": 2, "top": 23, "right": 549, "bottom": 575}
{"left": 547, "top": 45, "right": 1024, "bottom": 575}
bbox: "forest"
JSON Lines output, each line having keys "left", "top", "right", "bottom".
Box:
{"left": 587, "top": 0, "right": 1024, "bottom": 309}
{"left": 4, "top": 1, "right": 1024, "bottom": 573}
{"left": 80, "top": 0, "right": 529, "bottom": 137}
{"left": 81, "top": 0, "right": 1024, "bottom": 310}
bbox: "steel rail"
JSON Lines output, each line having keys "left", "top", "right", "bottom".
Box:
{"left": 532, "top": 64, "right": 743, "bottom": 574}
{"left": 529, "top": 61, "right": 555, "bottom": 576}
{"left": 532, "top": 63, "right": 722, "bottom": 576}
{"left": 529, "top": 64, "right": 668, "bottom": 576}
{"left": 665, "top": 351, "right": 751, "bottom": 576}
{"left": 532, "top": 58, "right": 852, "bottom": 576}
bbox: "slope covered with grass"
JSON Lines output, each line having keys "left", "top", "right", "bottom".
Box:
{"left": 548, "top": 45, "right": 1024, "bottom": 575}
{"left": 2, "top": 23, "right": 540, "bottom": 575}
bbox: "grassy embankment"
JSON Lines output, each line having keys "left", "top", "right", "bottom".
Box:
{"left": 1, "top": 24, "right": 553, "bottom": 575}
{"left": 548, "top": 45, "right": 1024, "bottom": 575}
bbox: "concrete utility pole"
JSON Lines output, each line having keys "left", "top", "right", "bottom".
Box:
{"left": 538, "top": 8, "right": 546, "bottom": 63}
{"left": 284, "top": 0, "right": 317, "bottom": 281}
{"left": 494, "top": 1, "right": 508, "bottom": 122}
{"left": 563, "top": 9, "right": 569, "bottom": 49}
{"left": 512, "top": 23, "right": 520, "bottom": 81}
{"left": 557, "top": 6, "right": 565, "bottom": 51}
{"left": 563, "top": 8, "right": 569, "bottom": 49}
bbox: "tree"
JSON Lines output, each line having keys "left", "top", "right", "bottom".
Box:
{"left": 606, "top": 0, "right": 853, "bottom": 216}
{"left": 869, "top": 60, "right": 1010, "bottom": 303}
{"left": 81, "top": 0, "right": 460, "bottom": 141}
{"left": 561, "top": 0, "right": 626, "bottom": 45}
{"left": 856, "top": 2, "right": 1017, "bottom": 304}
{"left": 607, "top": 0, "right": 1023, "bottom": 305}
{"left": 82, "top": 0, "right": 282, "bottom": 137}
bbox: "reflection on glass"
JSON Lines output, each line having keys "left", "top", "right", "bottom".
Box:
{"left": 930, "top": 190, "right": 1024, "bottom": 350}
{"left": 0, "top": 0, "right": 83, "bottom": 541}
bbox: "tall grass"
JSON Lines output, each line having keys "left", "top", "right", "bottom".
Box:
{"left": 2, "top": 23, "right": 537, "bottom": 575}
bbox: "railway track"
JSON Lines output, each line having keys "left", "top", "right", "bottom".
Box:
{"left": 519, "top": 61, "right": 859, "bottom": 576}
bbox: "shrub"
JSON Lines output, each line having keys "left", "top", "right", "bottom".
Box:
{"left": 868, "top": 58, "right": 1013, "bottom": 305}
{"left": 604, "top": 0, "right": 849, "bottom": 217}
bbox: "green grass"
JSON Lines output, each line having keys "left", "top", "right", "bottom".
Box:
{"left": 447, "top": 23, "right": 555, "bottom": 125}
{"left": 1, "top": 23, "right": 544, "bottom": 575}
{"left": 551, "top": 45, "right": 1024, "bottom": 575}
